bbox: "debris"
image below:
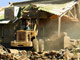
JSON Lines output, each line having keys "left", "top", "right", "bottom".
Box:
{"left": 9, "top": 49, "right": 19, "bottom": 54}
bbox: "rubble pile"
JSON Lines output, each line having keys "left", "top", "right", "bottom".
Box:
{"left": 0, "top": 36, "right": 80, "bottom": 60}
{"left": 0, "top": 48, "right": 80, "bottom": 60}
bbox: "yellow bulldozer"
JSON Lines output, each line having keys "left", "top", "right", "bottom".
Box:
{"left": 11, "top": 5, "right": 44, "bottom": 52}
{"left": 11, "top": 24, "right": 39, "bottom": 52}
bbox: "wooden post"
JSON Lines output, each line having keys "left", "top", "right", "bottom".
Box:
{"left": 78, "top": 0, "right": 80, "bottom": 19}
{"left": 58, "top": 16, "right": 62, "bottom": 37}
{"left": 74, "top": 5, "right": 77, "bottom": 19}
{"left": 77, "top": 53, "right": 79, "bottom": 60}
{"left": 69, "top": 10, "right": 74, "bottom": 17}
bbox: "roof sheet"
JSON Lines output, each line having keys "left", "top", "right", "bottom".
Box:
{"left": 13, "top": 0, "right": 73, "bottom": 5}
{"left": 0, "top": 20, "right": 10, "bottom": 24}
{"left": 35, "top": 1, "right": 77, "bottom": 15}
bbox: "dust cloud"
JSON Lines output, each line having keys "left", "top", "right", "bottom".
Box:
{"left": 38, "top": 15, "right": 80, "bottom": 51}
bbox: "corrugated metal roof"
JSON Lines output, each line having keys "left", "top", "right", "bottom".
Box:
{"left": 12, "top": 0, "right": 78, "bottom": 15}
{"left": 23, "top": 1, "right": 77, "bottom": 16}
{"left": 35, "top": 1, "right": 77, "bottom": 15}
{"left": 12, "top": 0, "right": 74, "bottom": 5}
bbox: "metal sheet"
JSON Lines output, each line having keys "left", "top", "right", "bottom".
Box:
{"left": 0, "top": 20, "right": 10, "bottom": 24}
{"left": 35, "top": 1, "right": 77, "bottom": 15}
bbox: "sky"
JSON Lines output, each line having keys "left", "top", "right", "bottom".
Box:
{"left": 0, "top": 0, "right": 25, "bottom": 7}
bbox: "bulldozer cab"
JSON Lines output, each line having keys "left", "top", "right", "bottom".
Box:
{"left": 23, "top": 20, "right": 38, "bottom": 31}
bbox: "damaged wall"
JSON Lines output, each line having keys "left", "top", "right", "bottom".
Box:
{"left": 0, "top": 20, "right": 22, "bottom": 47}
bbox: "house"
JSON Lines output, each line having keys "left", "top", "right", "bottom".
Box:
{"left": 0, "top": 7, "right": 22, "bottom": 47}
{"left": 0, "top": 0, "right": 80, "bottom": 50}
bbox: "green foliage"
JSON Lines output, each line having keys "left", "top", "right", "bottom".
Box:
{"left": 73, "top": 47, "right": 77, "bottom": 56}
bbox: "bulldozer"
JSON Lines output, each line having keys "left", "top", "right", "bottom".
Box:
{"left": 11, "top": 22, "right": 39, "bottom": 52}
{"left": 11, "top": 5, "right": 44, "bottom": 52}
